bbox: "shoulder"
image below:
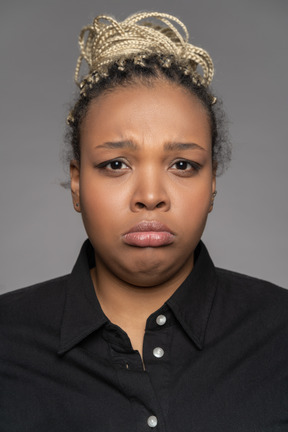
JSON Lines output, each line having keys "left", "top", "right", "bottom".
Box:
{"left": 215, "top": 267, "right": 287, "bottom": 296}
{"left": 0, "top": 276, "right": 72, "bottom": 380}
{"left": 214, "top": 267, "right": 288, "bottom": 324}
{"left": 0, "top": 275, "right": 69, "bottom": 326}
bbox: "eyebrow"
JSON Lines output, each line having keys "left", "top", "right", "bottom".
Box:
{"left": 95, "top": 141, "right": 138, "bottom": 150}
{"left": 95, "top": 141, "right": 206, "bottom": 152}
{"left": 164, "top": 142, "right": 206, "bottom": 152}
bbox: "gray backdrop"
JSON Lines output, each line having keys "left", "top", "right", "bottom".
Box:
{"left": 1, "top": 0, "right": 287, "bottom": 294}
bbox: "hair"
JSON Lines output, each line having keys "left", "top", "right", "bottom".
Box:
{"left": 64, "top": 12, "right": 231, "bottom": 178}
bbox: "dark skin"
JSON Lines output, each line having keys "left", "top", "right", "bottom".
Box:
{"left": 70, "top": 79, "right": 216, "bottom": 358}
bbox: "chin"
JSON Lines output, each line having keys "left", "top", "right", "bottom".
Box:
{"left": 122, "top": 271, "right": 172, "bottom": 288}
{"left": 117, "top": 254, "right": 192, "bottom": 288}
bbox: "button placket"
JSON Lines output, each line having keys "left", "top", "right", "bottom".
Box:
{"left": 141, "top": 311, "right": 171, "bottom": 428}
{"left": 153, "top": 315, "right": 166, "bottom": 360}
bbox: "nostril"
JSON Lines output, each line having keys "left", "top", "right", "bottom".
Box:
{"left": 136, "top": 202, "right": 145, "bottom": 209}
{"left": 132, "top": 198, "right": 169, "bottom": 212}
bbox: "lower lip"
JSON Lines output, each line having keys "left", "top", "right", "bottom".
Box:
{"left": 123, "top": 231, "right": 175, "bottom": 247}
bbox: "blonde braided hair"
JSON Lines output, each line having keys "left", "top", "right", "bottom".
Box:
{"left": 74, "top": 12, "right": 215, "bottom": 97}
{"left": 65, "top": 12, "right": 232, "bottom": 176}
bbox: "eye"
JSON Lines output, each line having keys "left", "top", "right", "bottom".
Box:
{"left": 106, "top": 160, "right": 127, "bottom": 170}
{"left": 95, "top": 158, "right": 130, "bottom": 174}
{"left": 173, "top": 161, "right": 191, "bottom": 170}
{"left": 170, "top": 159, "right": 201, "bottom": 175}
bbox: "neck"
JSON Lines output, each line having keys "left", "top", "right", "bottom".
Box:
{"left": 90, "top": 256, "right": 193, "bottom": 356}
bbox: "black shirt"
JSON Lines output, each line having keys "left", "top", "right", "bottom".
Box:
{"left": 0, "top": 240, "right": 288, "bottom": 431}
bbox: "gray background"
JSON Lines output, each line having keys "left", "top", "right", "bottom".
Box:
{"left": 0, "top": 0, "right": 287, "bottom": 294}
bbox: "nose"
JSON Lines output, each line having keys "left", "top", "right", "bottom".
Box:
{"left": 130, "top": 169, "right": 171, "bottom": 212}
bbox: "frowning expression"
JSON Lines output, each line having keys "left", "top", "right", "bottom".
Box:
{"left": 70, "top": 80, "right": 216, "bottom": 287}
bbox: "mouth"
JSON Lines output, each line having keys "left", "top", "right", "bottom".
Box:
{"left": 122, "top": 221, "right": 175, "bottom": 248}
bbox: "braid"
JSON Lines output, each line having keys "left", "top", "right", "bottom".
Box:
{"left": 65, "top": 12, "right": 231, "bottom": 179}
{"left": 74, "top": 12, "right": 214, "bottom": 91}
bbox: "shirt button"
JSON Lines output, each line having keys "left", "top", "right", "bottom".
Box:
{"left": 156, "top": 314, "right": 166, "bottom": 326}
{"left": 153, "top": 347, "right": 164, "bottom": 358}
{"left": 147, "top": 415, "right": 158, "bottom": 428}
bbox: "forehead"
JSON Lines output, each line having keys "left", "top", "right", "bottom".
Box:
{"left": 80, "top": 81, "right": 211, "bottom": 149}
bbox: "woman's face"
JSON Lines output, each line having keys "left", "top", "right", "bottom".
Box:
{"left": 71, "top": 81, "right": 216, "bottom": 287}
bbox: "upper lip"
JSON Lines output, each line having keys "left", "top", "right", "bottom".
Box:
{"left": 124, "top": 220, "right": 174, "bottom": 234}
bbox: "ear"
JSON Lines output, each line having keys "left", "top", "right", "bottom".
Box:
{"left": 208, "top": 173, "right": 217, "bottom": 213}
{"left": 70, "top": 160, "right": 81, "bottom": 212}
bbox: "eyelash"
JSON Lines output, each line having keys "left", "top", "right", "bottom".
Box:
{"left": 96, "top": 159, "right": 130, "bottom": 171}
{"left": 95, "top": 158, "right": 201, "bottom": 175}
{"left": 170, "top": 159, "right": 201, "bottom": 174}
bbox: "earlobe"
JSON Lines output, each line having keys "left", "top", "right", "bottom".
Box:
{"left": 70, "top": 160, "right": 81, "bottom": 212}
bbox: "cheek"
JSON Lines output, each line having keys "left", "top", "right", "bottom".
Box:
{"left": 176, "top": 177, "right": 212, "bottom": 211}
{"left": 181, "top": 188, "right": 212, "bottom": 236}
{"left": 79, "top": 176, "right": 128, "bottom": 232}
{"left": 183, "top": 194, "right": 211, "bottom": 227}
{"left": 180, "top": 185, "right": 213, "bottom": 232}
{"left": 194, "top": 183, "right": 213, "bottom": 209}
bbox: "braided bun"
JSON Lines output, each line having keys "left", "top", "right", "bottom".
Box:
{"left": 74, "top": 12, "right": 214, "bottom": 95}
{"left": 65, "top": 12, "right": 231, "bottom": 177}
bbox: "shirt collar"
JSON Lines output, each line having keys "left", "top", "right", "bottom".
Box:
{"left": 58, "top": 239, "right": 217, "bottom": 354}
{"left": 167, "top": 241, "right": 218, "bottom": 350}
{"left": 58, "top": 240, "right": 107, "bottom": 354}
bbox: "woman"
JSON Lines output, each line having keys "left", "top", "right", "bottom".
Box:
{"left": 0, "top": 12, "right": 287, "bottom": 431}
